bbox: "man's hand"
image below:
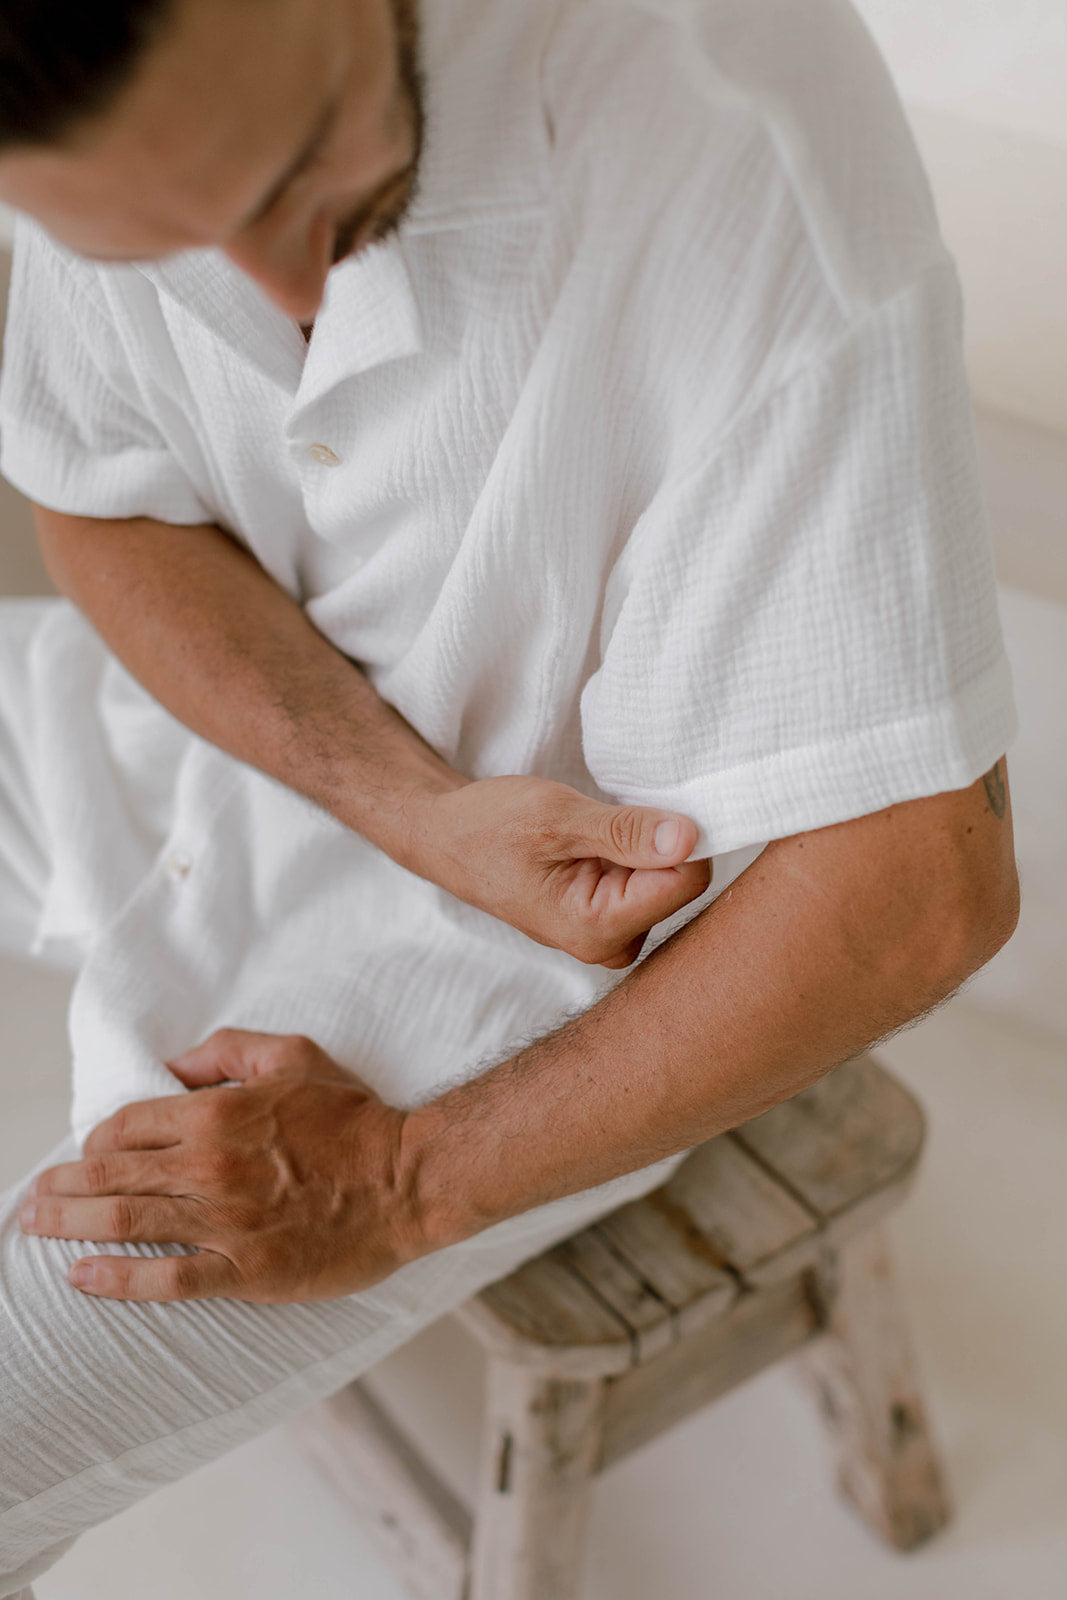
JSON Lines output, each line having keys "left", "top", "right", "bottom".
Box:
{"left": 417, "top": 775, "right": 710, "bottom": 968}
{"left": 19, "top": 1031, "right": 423, "bottom": 1304}
{"left": 34, "top": 511, "right": 708, "bottom": 973}
{"left": 19, "top": 767, "right": 1020, "bottom": 1302}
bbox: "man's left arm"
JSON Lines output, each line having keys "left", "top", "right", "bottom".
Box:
{"left": 407, "top": 759, "right": 1018, "bottom": 1246}
{"left": 21, "top": 762, "right": 1019, "bottom": 1301}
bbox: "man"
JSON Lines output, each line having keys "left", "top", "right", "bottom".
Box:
{"left": 0, "top": 0, "right": 1018, "bottom": 1589}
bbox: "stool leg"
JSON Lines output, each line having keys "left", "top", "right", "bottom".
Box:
{"left": 469, "top": 1358, "right": 606, "bottom": 1600}
{"left": 800, "top": 1224, "right": 952, "bottom": 1549}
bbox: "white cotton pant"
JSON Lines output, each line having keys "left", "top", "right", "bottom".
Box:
{"left": 0, "top": 600, "right": 681, "bottom": 1597}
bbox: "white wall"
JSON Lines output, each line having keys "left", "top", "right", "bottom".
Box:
{"left": 853, "top": 0, "right": 1067, "bottom": 436}
{"left": 854, "top": 0, "right": 1067, "bottom": 148}
{"left": 849, "top": 5, "right": 1067, "bottom": 1048}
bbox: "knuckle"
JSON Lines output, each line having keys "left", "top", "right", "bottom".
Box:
{"left": 107, "top": 1108, "right": 131, "bottom": 1146}
{"left": 109, "top": 1197, "right": 136, "bottom": 1236}
{"left": 257, "top": 1036, "right": 291, "bottom": 1070}
{"left": 608, "top": 808, "right": 641, "bottom": 856}
{"left": 83, "top": 1157, "right": 110, "bottom": 1195}
{"left": 285, "top": 1033, "right": 318, "bottom": 1067}
{"left": 167, "top": 1255, "right": 199, "bottom": 1299}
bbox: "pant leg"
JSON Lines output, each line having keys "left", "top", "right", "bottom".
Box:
{"left": 0, "top": 1128, "right": 680, "bottom": 1597}
{"left": 0, "top": 600, "right": 57, "bottom": 962}
{"left": 0, "top": 596, "right": 688, "bottom": 1593}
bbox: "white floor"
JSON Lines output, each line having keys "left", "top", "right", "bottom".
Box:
{"left": 2, "top": 955, "right": 1066, "bottom": 1600}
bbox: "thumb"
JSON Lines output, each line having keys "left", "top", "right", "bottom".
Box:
{"left": 569, "top": 800, "right": 699, "bottom": 868}
{"left": 166, "top": 1027, "right": 288, "bottom": 1087}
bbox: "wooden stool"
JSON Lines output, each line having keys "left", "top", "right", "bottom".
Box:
{"left": 294, "top": 1053, "right": 951, "bottom": 1598}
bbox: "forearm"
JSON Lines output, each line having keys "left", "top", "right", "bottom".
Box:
{"left": 402, "top": 771, "right": 1019, "bottom": 1249}
{"left": 24, "top": 766, "right": 1017, "bottom": 1307}
{"left": 32, "top": 505, "right": 713, "bottom": 963}
{"left": 33, "top": 506, "right": 467, "bottom": 869}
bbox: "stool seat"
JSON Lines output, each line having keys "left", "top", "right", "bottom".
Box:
{"left": 458, "top": 1053, "right": 924, "bottom": 1376}
{"left": 294, "top": 1053, "right": 949, "bottom": 1600}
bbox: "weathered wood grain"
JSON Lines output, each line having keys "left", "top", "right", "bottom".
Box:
{"left": 469, "top": 1360, "right": 606, "bottom": 1600}
{"left": 463, "top": 1252, "right": 636, "bottom": 1374}
{"left": 590, "top": 1195, "right": 737, "bottom": 1321}
{"left": 597, "top": 1276, "right": 822, "bottom": 1471}
{"left": 799, "top": 1228, "right": 952, "bottom": 1550}
{"left": 735, "top": 1054, "right": 925, "bottom": 1223}
{"left": 551, "top": 1228, "right": 677, "bottom": 1363}
{"left": 661, "top": 1135, "right": 820, "bottom": 1286}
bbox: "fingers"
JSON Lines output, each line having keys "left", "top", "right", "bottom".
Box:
{"left": 559, "top": 856, "right": 711, "bottom": 965}
{"left": 32, "top": 1148, "right": 187, "bottom": 1199}
{"left": 567, "top": 799, "right": 699, "bottom": 869}
{"left": 167, "top": 1028, "right": 320, "bottom": 1086}
{"left": 67, "top": 1249, "right": 238, "bottom": 1302}
{"left": 612, "top": 860, "right": 712, "bottom": 938}
{"left": 82, "top": 1094, "right": 188, "bottom": 1155}
{"left": 20, "top": 1193, "right": 206, "bottom": 1246}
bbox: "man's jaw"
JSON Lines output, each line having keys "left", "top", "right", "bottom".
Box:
{"left": 331, "top": 153, "right": 421, "bottom": 262}
{"left": 329, "top": 0, "right": 426, "bottom": 263}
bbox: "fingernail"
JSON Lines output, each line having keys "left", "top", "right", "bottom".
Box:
{"left": 653, "top": 820, "right": 681, "bottom": 856}
{"left": 69, "top": 1263, "right": 96, "bottom": 1289}
{"left": 19, "top": 1202, "right": 36, "bottom": 1230}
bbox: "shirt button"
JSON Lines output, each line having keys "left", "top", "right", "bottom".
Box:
{"left": 163, "top": 850, "right": 193, "bottom": 883}
{"left": 307, "top": 442, "right": 341, "bottom": 466}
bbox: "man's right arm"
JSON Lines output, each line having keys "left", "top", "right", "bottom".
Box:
{"left": 33, "top": 506, "right": 710, "bottom": 966}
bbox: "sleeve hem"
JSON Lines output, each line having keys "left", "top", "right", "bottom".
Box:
{"left": 603, "top": 653, "right": 1018, "bottom": 858}
{"left": 0, "top": 425, "right": 213, "bottom": 528}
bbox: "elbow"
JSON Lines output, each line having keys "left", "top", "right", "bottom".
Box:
{"left": 916, "top": 850, "right": 1020, "bottom": 1000}
{"left": 969, "top": 855, "right": 1021, "bottom": 973}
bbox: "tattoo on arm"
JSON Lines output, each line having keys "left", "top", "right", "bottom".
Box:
{"left": 982, "top": 759, "right": 1007, "bottom": 820}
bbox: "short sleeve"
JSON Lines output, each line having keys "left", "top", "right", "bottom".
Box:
{"left": 580, "top": 257, "right": 1017, "bottom": 857}
{"left": 0, "top": 218, "right": 212, "bottom": 525}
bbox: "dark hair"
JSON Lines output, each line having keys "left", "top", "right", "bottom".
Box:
{"left": 0, "top": 0, "right": 177, "bottom": 149}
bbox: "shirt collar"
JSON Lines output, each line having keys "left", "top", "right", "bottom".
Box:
{"left": 132, "top": 0, "right": 553, "bottom": 391}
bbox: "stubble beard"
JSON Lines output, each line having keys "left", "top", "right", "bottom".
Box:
{"left": 331, "top": 0, "right": 425, "bottom": 262}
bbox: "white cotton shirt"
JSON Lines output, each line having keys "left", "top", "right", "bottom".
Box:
{"left": 0, "top": 0, "right": 1015, "bottom": 1145}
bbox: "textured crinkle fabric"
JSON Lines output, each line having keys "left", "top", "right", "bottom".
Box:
{"left": 580, "top": 262, "right": 1013, "bottom": 850}
{"left": 0, "top": 1124, "right": 683, "bottom": 1597}
{"left": 0, "top": 0, "right": 1019, "bottom": 1585}
{"left": 0, "top": 0, "right": 1015, "bottom": 1126}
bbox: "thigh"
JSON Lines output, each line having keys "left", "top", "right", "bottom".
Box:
{"left": 0, "top": 600, "right": 58, "bottom": 963}
{"left": 0, "top": 1136, "right": 681, "bottom": 1596}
